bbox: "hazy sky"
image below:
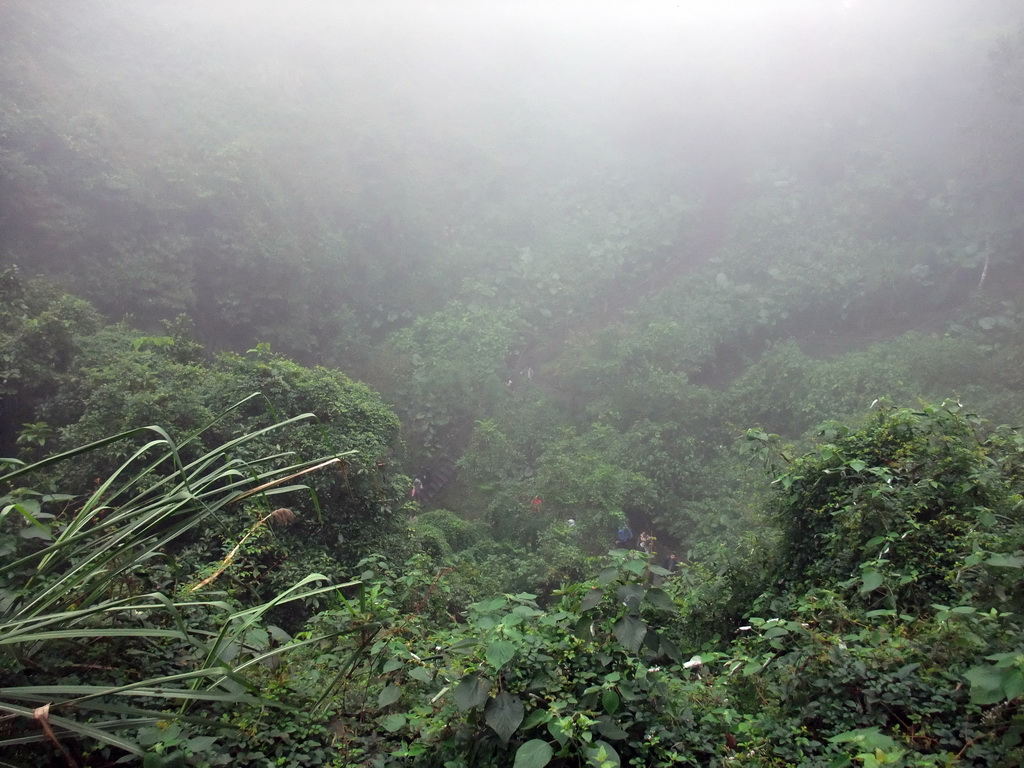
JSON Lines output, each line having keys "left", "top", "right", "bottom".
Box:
{"left": 124, "top": 0, "right": 1011, "bottom": 171}
{"left": 2, "top": 0, "right": 1021, "bottom": 350}
{"left": 5, "top": 0, "right": 1020, "bottom": 209}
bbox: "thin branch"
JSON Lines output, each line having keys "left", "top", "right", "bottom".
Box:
{"left": 34, "top": 704, "right": 79, "bottom": 768}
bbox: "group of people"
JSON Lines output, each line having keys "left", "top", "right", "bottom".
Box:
{"left": 618, "top": 525, "right": 654, "bottom": 553}
{"left": 505, "top": 366, "right": 536, "bottom": 392}
{"left": 617, "top": 524, "right": 676, "bottom": 571}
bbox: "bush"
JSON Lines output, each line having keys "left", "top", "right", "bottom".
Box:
{"left": 771, "top": 402, "right": 1022, "bottom": 611}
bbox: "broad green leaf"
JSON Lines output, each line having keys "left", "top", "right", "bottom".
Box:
{"left": 613, "top": 616, "right": 646, "bottom": 652}
{"left": 547, "top": 719, "right": 569, "bottom": 746}
{"left": 580, "top": 589, "right": 604, "bottom": 611}
{"left": 512, "top": 605, "right": 543, "bottom": 618}
{"left": 859, "top": 570, "right": 884, "bottom": 593}
{"left": 186, "top": 736, "right": 218, "bottom": 752}
{"left": 378, "top": 684, "right": 402, "bottom": 707}
{"left": 985, "top": 554, "right": 1024, "bottom": 569}
{"left": 574, "top": 615, "right": 596, "bottom": 639}
{"left": 601, "top": 688, "right": 620, "bottom": 715}
{"left": 643, "top": 626, "right": 662, "bottom": 652}
{"left": 964, "top": 665, "right": 1006, "bottom": 705}
{"left": 453, "top": 675, "right": 490, "bottom": 711}
{"left": 447, "top": 637, "right": 478, "bottom": 654}
{"left": 475, "top": 597, "right": 507, "bottom": 613}
{"left": 485, "top": 691, "right": 524, "bottom": 742}
{"left": 1004, "top": 668, "right": 1024, "bottom": 701}
{"left": 595, "top": 716, "right": 629, "bottom": 741}
{"left": 848, "top": 459, "right": 867, "bottom": 472}
{"left": 407, "top": 665, "right": 433, "bottom": 683}
{"left": 616, "top": 584, "right": 644, "bottom": 610}
{"left": 585, "top": 739, "right": 621, "bottom": 768}
{"left": 137, "top": 727, "right": 172, "bottom": 746}
{"left": 895, "top": 663, "right": 920, "bottom": 680}
{"left": 513, "top": 739, "right": 554, "bottom": 768}
{"left": 14, "top": 499, "right": 41, "bottom": 516}
{"left": 19, "top": 526, "right": 51, "bottom": 541}
{"left": 623, "top": 559, "right": 646, "bottom": 575}
{"left": 828, "top": 727, "right": 898, "bottom": 752}
{"left": 381, "top": 713, "right": 407, "bottom": 732}
{"left": 486, "top": 640, "right": 516, "bottom": 669}
{"left": 643, "top": 587, "right": 675, "bottom": 611}
{"left": 522, "top": 709, "right": 551, "bottom": 730}
{"left": 616, "top": 680, "right": 642, "bottom": 701}
{"left": 659, "top": 636, "right": 682, "bottom": 662}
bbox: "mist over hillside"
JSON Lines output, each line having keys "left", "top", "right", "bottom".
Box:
{"left": 4, "top": 1, "right": 1020, "bottom": 345}
{"left": 3, "top": 2, "right": 1024, "bottom": 765}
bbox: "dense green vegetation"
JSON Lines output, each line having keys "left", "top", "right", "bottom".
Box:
{"left": 3, "top": 1, "right": 1024, "bottom": 765}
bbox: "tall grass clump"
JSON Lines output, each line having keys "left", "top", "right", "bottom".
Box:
{"left": 0, "top": 397, "right": 356, "bottom": 762}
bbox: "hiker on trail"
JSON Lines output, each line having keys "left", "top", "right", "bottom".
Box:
{"left": 616, "top": 524, "right": 633, "bottom": 546}
{"left": 639, "top": 530, "right": 654, "bottom": 554}
{"left": 411, "top": 477, "right": 423, "bottom": 498}
{"left": 531, "top": 495, "right": 543, "bottom": 510}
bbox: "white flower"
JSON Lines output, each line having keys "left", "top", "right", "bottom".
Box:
{"left": 683, "top": 655, "right": 703, "bottom": 669}
{"left": 738, "top": 625, "right": 752, "bottom": 631}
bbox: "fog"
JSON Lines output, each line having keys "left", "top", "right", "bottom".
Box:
{"left": 2, "top": 0, "right": 1022, "bottom": 356}
{"left": 7, "top": 6, "right": 1024, "bottom": 760}
{"left": 9, "top": 0, "right": 1015, "bottom": 193}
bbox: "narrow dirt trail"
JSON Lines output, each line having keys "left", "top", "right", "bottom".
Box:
{"left": 514, "top": 174, "right": 749, "bottom": 388}
{"left": 420, "top": 177, "right": 749, "bottom": 503}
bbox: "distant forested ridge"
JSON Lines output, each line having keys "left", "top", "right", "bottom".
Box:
{"left": 3, "top": 1, "right": 1024, "bottom": 765}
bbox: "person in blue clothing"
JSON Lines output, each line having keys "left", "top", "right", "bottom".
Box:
{"left": 616, "top": 524, "right": 633, "bottom": 546}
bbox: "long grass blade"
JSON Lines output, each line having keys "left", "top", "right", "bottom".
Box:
{"left": 0, "top": 398, "right": 361, "bottom": 759}
{"left": 0, "top": 703, "right": 145, "bottom": 756}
